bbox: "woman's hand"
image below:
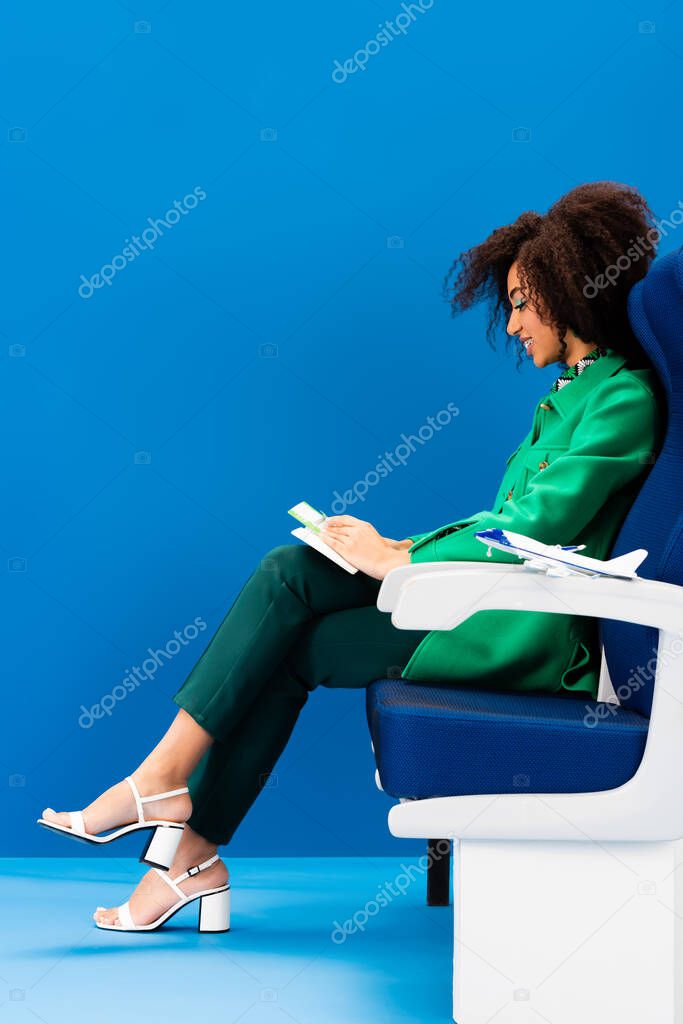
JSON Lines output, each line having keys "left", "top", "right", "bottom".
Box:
{"left": 321, "top": 516, "right": 411, "bottom": 580}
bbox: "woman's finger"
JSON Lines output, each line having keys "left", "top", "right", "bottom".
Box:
{"left": 325, "top": 515, "right": 360, "bottom": 528}
{"left": 323, "top": 533, "right": 345, "bottom": 551}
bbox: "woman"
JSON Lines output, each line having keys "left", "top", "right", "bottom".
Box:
{"left": 39, "top": 181, "right": 664, "bottom": 932}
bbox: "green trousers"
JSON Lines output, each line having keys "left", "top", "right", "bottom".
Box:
{"left": 173, "top": 544, "right": 427, "bottom": 845}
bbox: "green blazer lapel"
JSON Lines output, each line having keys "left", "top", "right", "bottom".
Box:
{"left": 543, "top": 349, "right": 628, "bottom": 420}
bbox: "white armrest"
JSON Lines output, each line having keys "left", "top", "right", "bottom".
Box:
{"left": 377, "top": 560, "right": 527, "bottom": 612}
{"left": 377, "top": 564, "right": 683, "bottom": 842}
{"left": 387, "top": 563, "right": 683, "bottom": 633}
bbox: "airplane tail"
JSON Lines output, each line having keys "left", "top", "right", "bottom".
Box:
{"left": 605, "top": 549, "right": 648, "bottom": 577}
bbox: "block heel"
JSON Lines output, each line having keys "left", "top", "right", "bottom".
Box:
{"left": 139, "top": 824, "right": 184, "bottom": 869}
{"left": 198, "top": 888, "right": 231, "bottom": 933}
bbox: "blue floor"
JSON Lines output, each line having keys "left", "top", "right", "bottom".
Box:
{"left": 2, "top": 858, "right": 453, "bottom": 1022}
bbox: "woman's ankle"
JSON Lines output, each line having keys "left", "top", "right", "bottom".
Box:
{"left": 133, "top": 762, "right": 188, "bottom": 794}
{"left": 133, "top": 712, "right": 213, "bottom": 795}
{"left": 171, "top": 825, "right": 218, "bottom": 869}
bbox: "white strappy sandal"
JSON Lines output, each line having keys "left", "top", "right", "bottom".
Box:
{"left": 37, "top": 776, "right": 187, "bottom": 869}
{"left": 96, "top": 854, "right": 230, "bottom": 933}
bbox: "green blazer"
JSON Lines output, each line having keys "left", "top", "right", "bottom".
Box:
{"left": 403, "top": 349, "right": 664, "bottom": 698}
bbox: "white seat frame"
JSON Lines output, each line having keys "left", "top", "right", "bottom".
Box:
{"left": 377, "top": 561, "right": 683, "bottom": 1023}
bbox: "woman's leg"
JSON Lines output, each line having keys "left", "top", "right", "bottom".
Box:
{"left": 172, "top": 543, "right": 382, "bottom": 739}
{"left": 187, "top": 604, "right": 427, "bottom": 844}
{"left": 47, "top": 544, "right": 381, "bottom": 833}
{"left": 94, "top": 605, "right": 426, "bottom": 926}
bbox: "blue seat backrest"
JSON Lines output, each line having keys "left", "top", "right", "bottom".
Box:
{"left": 601, "top": 246, "right": 683, "bottom": 716}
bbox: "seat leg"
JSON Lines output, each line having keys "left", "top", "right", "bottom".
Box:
{"left": 451, "top": 837, "right": 679, "bottom": 1023}
{"left": 426, "top": 838, "right": 451, "bottom": 906}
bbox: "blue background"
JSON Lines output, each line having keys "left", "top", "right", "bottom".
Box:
{"left": 3, "top": 0, "right": 682, "bottom": 856}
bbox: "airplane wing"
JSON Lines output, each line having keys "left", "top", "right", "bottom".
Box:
{"left": 545, "top": 565, "right": 598, "bottom": 578}
{"left": 519, "top": 556, "right": 598, "bottom": 578}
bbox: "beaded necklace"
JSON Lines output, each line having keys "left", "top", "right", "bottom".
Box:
{"left": 551, "top": 346, "right": 606, "bottom": 392}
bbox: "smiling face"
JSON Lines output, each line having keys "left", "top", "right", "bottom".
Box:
{"left": 505, "top": 261, "right": 568, "bottom": 368}
{"left": 505, "top": 261, "right": 597, "bottom": 368}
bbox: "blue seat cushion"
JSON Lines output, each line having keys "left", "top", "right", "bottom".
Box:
{"left": 367, "top": 679, "right": 649, "bottom": 799}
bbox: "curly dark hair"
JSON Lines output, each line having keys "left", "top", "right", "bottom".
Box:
{"left": 445, "top": 181, "right": 658, "bottom": 366}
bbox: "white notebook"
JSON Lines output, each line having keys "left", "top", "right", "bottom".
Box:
{"left": 290, "top": 526, "right": 359, "bottom": 574}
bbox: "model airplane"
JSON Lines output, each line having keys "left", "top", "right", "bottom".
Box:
{"left": 475, "top": 528, "right": 648, "bottom": 579}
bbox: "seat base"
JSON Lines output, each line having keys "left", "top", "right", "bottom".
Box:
{"left": 451, "top": 838, "right": 682, "bottom": 1023}
{"left": 367, "top": 679, "right": 649, "bottom": 799}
